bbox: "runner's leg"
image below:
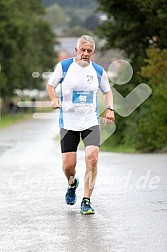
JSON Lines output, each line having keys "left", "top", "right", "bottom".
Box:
{"left": 60, "top": 128, "right": 80, "bottom": 184}
{"left": 62, "top": 152, "right": 77, "bottom": 184}
{"left": 81, "top": 126, "right": 100, "bottom": 198}
{"left": 84, "top": 145, "right": 99, "bottom": 198}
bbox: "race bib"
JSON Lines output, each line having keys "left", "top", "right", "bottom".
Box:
{"left": 72, "top": 91, "right": 93, "bottom": 104}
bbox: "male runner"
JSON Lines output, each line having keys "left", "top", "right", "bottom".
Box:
{"left": 46, "top": 35, "right": 114, "bottom": 214}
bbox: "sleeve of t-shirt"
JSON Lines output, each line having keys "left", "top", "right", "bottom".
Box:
{"left": 99, "top": 69, "right": 111, "bottom": 94}
{"left": 47, "top": 62, "right": 62, "bottom": 88}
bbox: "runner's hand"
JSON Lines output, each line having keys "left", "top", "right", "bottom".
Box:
{"left": 50, "top": 97, "right": 61, "bottom": 109}
{"left": 103, "top": 109, "right": 115, "bottom": 125}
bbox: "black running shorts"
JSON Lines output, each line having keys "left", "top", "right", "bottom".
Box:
{"left": 60, "top": 125, "right": 100, "bottom": 153}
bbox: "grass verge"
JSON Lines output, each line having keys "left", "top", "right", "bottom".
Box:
{"left": 78, "top": 141, "right": 136, "bottom": 153}
{"left": 100, "top": 143, "right": 136, "bottom": 153}
{"left": 0, "top": 113, "right": 32, "bottom": 129}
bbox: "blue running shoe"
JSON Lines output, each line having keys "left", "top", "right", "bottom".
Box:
{"left": 65, "top": 178, "right": 79, "bottom": 205}
{"left": 80, "top": 198, "right": 95, "bottom": 215}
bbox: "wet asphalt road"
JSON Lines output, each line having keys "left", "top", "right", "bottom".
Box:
{"left": 0, "top": 113, "right": 167, "bottom": 252}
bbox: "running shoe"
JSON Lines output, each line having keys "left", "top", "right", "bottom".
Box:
{"left": 65, "top": 178, "right": 79, "bottom": 205}
{"left": 80, "top": 198, "right": 95, "bottom": 215}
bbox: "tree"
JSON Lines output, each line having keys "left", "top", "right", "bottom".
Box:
{"left": 43, "top": 4, "right": 67, "bottom": 29}
{"left": 0, "top": 0, "right": 56, "bottom": 101}
{"left": 95, "top": 0, "right": 167, "bottom": 60}
{"left": 66, "top": 9, "right": 83, "bottom": 28}
{"left": 94, "top": 0, "right": 167, "bottom": 152}
{"left": 83, "top": 13, "right": 101, "bottom": 31}
{"left": 126, "top": 48, "right": 167, "bottom": 152}
{"left": 64, "top": 26, "right": 93, "bottom": 37}
{"left": 42, "top": 0, "right": 97, "bottom": 9}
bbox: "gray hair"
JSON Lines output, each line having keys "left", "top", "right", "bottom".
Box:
{"left": 76, "top": 35, "right": 95, "bottom": 51}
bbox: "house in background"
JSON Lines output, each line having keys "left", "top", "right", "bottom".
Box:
{"left": 55, "top": 37, "right": 123, "bottom": 71}
{"left": 55, "top": 37, "right": 79, "bottom": 61}
{"left": 55, "top": 36, "right": 97, "bottom": 62}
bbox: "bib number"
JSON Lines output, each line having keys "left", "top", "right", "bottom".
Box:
{"left": 72, "top": 91, "right": 93, "bottom": 104}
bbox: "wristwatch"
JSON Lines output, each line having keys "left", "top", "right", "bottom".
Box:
{"left": 106, "top": 106, "right": 114, "bottom": 111}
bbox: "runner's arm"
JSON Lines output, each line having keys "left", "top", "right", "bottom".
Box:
{"left": 46, "top": 62, "right": 62, "bottom": 109}
{"left": 46, "top": 84, "right": 61, "bottom": 109}
{"left": 103, "top": 90, "right": 114, "bottom": 108}
{"left": 103, "top": 90, "right": 115, "bottom": 124}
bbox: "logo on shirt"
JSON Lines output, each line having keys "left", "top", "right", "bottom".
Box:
{"left": 87, "top": 75, "right": 93, "bottom": 84}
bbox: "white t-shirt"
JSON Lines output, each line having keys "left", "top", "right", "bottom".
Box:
{"left": 48, "top": 58, "right": 110, "bottom": 131}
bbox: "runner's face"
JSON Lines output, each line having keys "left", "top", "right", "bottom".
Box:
{"left": 75, "top": 41, "right": 95, "bottom": 67}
